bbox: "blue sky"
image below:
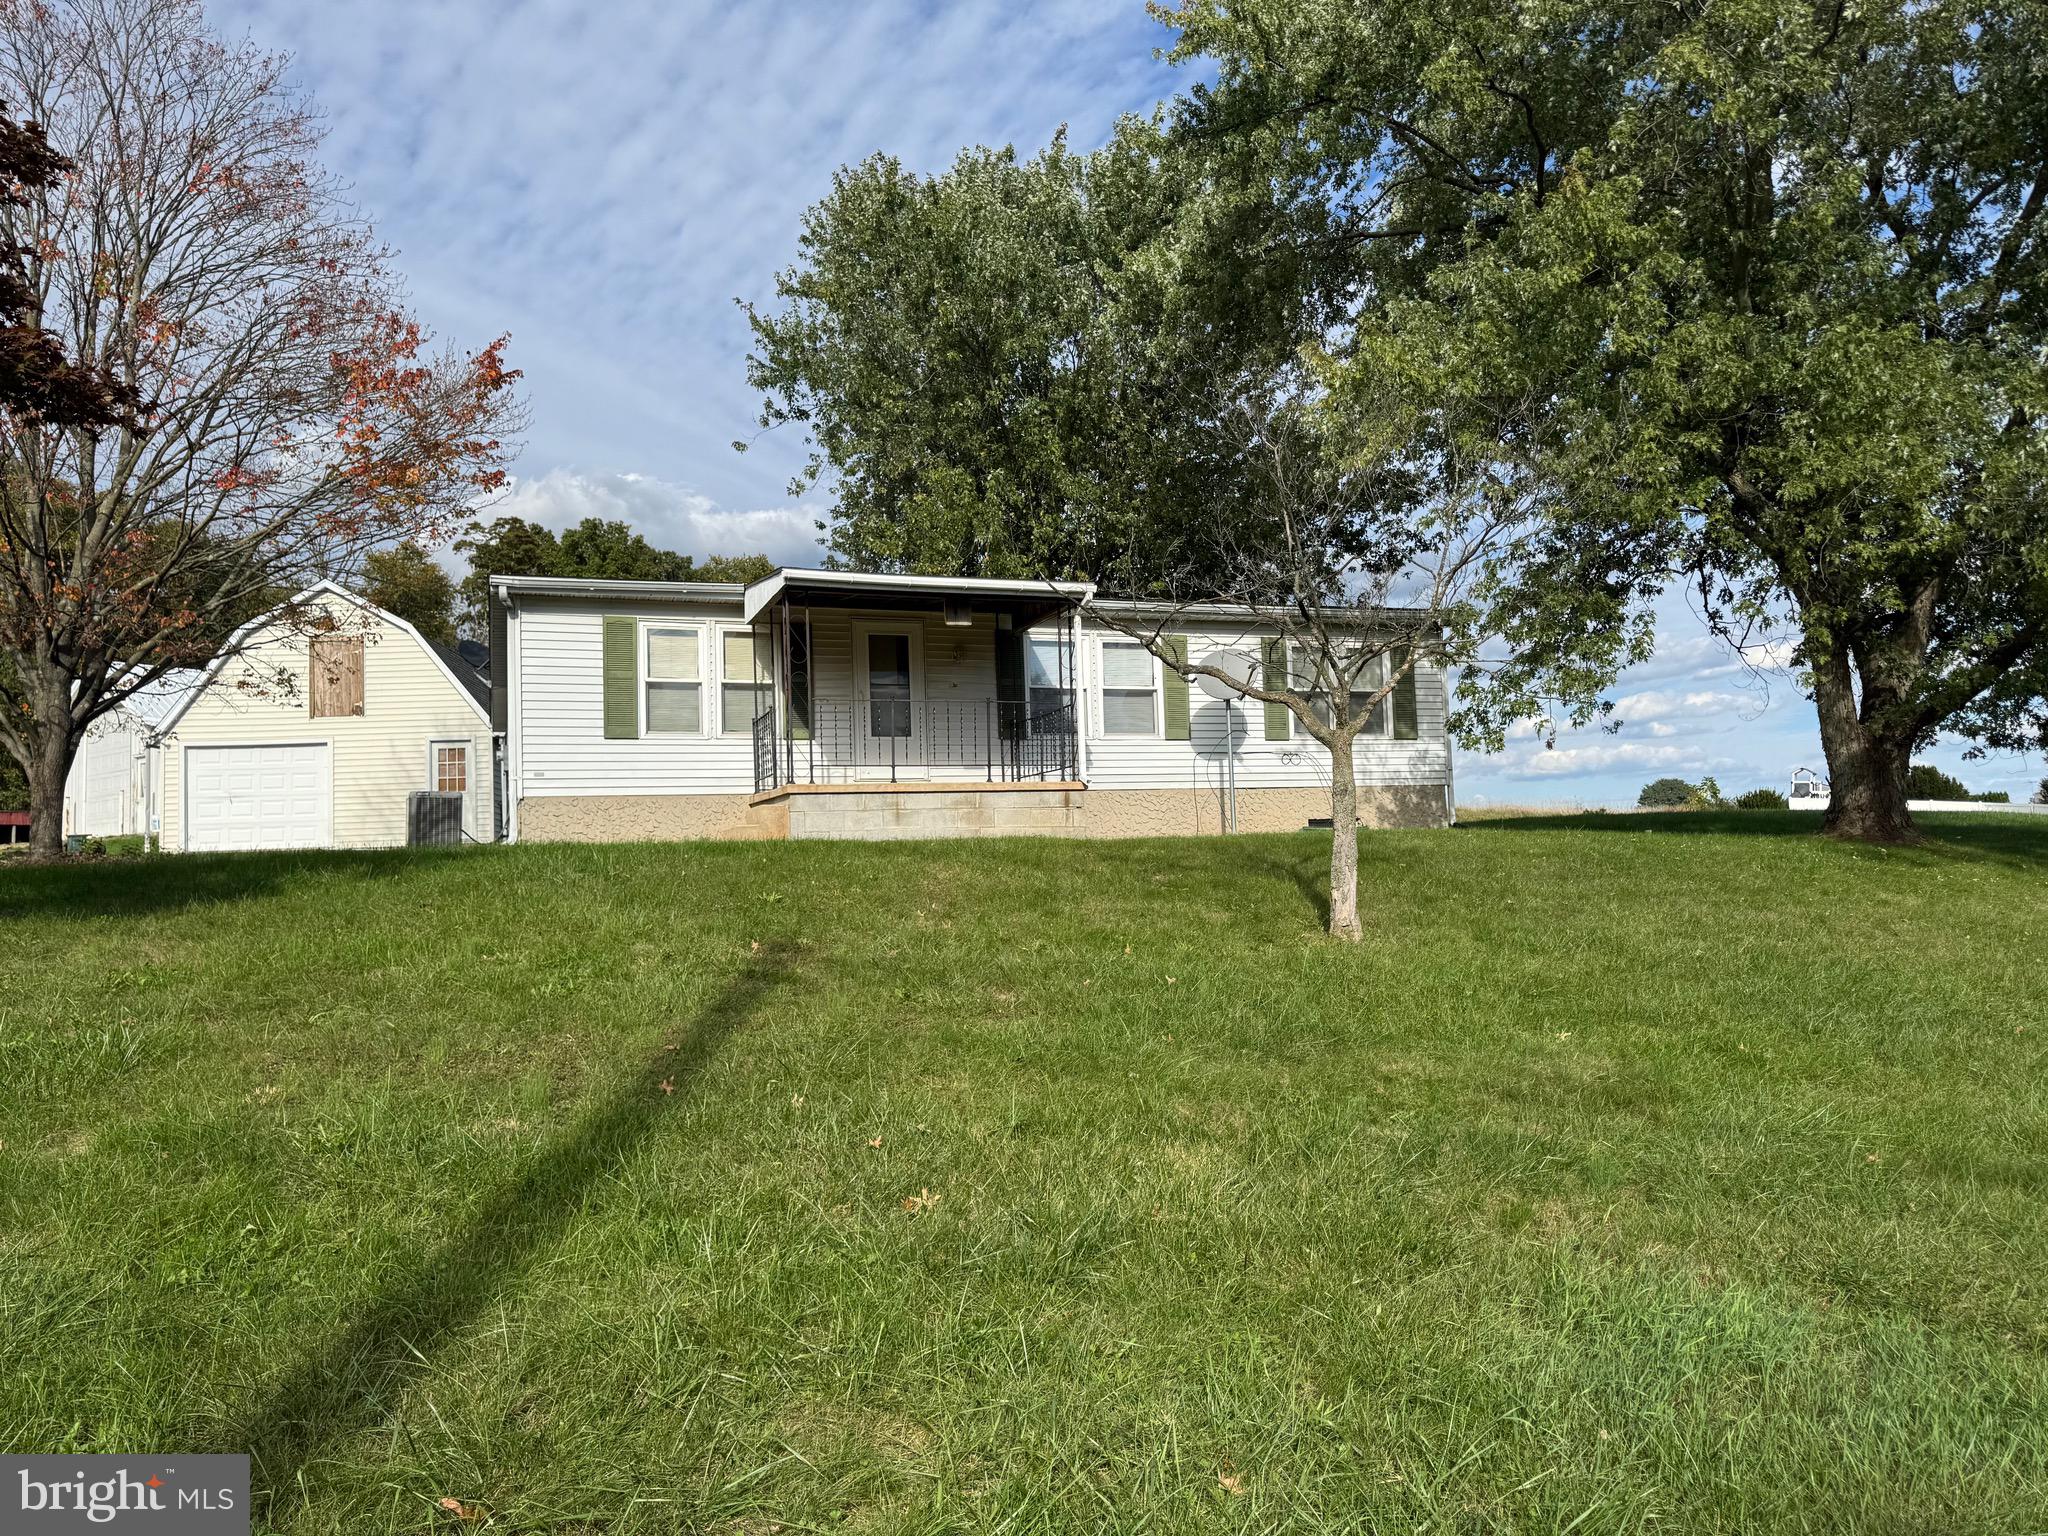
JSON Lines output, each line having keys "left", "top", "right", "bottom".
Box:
{"left": 212, "top": 0, "right": 2042, "bottom": 809}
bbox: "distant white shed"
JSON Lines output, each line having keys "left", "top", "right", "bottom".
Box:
{"left": 62, "top": 671, "right": 206, "bottom": 840}
{"left": 1787, "top": 766, "right": 1829, "bottom": 810}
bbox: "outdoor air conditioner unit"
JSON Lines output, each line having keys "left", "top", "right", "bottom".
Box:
{"left": 407, "top": 790, "right": 465, "bottom": 847}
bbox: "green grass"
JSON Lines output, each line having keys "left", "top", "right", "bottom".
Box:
{"left": 2, "top": 812, "right": 2045, "bottom": 1534}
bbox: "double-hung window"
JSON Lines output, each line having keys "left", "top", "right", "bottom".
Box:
{"left": 1301, "top": 647, "right": 1390, "bottom": 737}
{"left": 644, "top": 625, "right": 702, "bottom": 734}
{"left": 1100, "top": 640, "right": 1158, "bottom": 736}
{"left": 720, "top": 629, "right": 769, "bottom": 735}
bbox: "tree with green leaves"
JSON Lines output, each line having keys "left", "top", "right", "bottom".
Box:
{"left": 454, "top": 516, "right": 775, "bottom": 637}
{"left": 361, "top": 542, "right": 458, "bottom": 644}
{"left": 1905, "top": 763, "right": 1970, "bottom": 801}
{"left": 1158, "top": 0, "right": 2047, "bottom": 844}
{"left": 1638, "top": 778, "right": 1695, "bottom": 809}
{"left": 745, "top": 125, "right": 1300, "bottom": 586}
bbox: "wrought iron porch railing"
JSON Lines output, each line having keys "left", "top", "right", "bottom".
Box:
{"left": 753, "top": 696, "right": 1077, "bottom": 793}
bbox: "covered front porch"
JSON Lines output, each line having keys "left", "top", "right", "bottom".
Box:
{"left": 741, "top": 569, "right": 1094, "bottom": 794}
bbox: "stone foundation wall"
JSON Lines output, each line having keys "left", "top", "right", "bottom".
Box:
{"left": 517, "top": 783, "right": 1450, "bottom": 844}
{"left": 517, "top": 793, "right": 774, "bottom": 843}
{"left": 1079, "top": 785, "right": 1449, "bottom": 837}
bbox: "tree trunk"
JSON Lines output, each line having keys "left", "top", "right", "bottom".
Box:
{"left": 25, "top": 728, "right": 75, "bottom": 860}
{"left": 1327, "top": 732, "right": 1363, "bottom": 942}
{"left": 18, "top": 663, "right": 79, "bottom": 861}
{"left": 1812, "top": 650, "right": 1918, "bottom": 844}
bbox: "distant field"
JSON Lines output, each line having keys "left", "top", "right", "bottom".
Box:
{"left": 3, "top": 813, "right": 2044, "bottom": 1533}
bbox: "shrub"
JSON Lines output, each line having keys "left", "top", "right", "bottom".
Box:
{"left": 1637, "top": 777, "right": 1696, "bottom": 808}
{"left": 1685, "top": 775, "right": 1726, "bottom": 809}
{"left": 1734, "top": 788, "right": 1789, "bottom": 810}
{"left": 1905, "top": 763, "right": 1970, "bottom": 800}
{"left": 2034, "top": 776, "right": 2048, "bottom": 806}
{"left": 1976, "top": 791, "right": 2010, "bottom": 804}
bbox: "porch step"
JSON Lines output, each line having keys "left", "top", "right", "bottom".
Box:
{"left": 783, "top": 787, "right": 1086, "bottom": 841}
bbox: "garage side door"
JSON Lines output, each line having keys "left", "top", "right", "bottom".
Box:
{"left": 185, "top": 744, "right": 332, "bottom": 851}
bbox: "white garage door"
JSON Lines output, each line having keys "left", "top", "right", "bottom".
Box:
{"left": 185, "top": 744, "right": 332, "bottom": 851}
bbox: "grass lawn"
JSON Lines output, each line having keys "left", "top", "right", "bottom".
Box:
{"left": 3, "top": 812, "right": 2045, "bottom": 1533}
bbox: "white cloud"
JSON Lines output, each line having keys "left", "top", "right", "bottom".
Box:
{"left": 490, "top": 470, "right": 824, "bottom": 567}
{"left": 1609, "top": 688, "right": 1748, "bottom": 724}
{"left": 1508, "top": 742, "right": 1715, "bottom": 778}
{"left": 210, "top": 0, "right": 1189, "bottom": 515}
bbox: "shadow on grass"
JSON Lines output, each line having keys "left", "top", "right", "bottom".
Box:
{"left": 1457, "top": 809, "right": 2048, "bottom": 869}
{"left": 1239, "top": 842, "right": 1332, "bottom": 928}
{"left": 0, "top": 847, "right": 482, "bottom": 923}
{"left": 228, "top": 944, "right": 794, "bottom": 1518}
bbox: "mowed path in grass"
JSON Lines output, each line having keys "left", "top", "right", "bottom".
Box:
{"left": 2, "top": 812, "right": 2044, "bottom": 1533}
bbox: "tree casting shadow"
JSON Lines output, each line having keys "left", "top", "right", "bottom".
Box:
{"left": 226, "top": 944, "right": 794, "bottom": 1519}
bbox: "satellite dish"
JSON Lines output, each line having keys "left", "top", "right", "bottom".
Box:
{"left": 1195, "top": 649, "right": 1257, "bottom": 700}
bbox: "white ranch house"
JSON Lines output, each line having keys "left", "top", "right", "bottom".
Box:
{"left": 492, "top": 568, "right": 1457, "bottom": 842}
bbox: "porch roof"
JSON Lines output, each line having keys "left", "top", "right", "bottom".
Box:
{"left": 741, "top": 568, "right": 1095, "bottom": 626}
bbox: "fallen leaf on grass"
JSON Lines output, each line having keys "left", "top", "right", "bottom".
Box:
{"left": 1217, "top": 1471, "right": 1245, "bottom": 1496}
{"left": 902, "top": 1187, "right": 940, "bottom": 1214}
{"left": 437, "top": 1496, "right": 481, "bottom": 1521}
{"left": 867, "top": 1136, "right": 884, "bottom": 1149}
{"left": 658, "top": 1079, "right": 674, "bottom": 1095}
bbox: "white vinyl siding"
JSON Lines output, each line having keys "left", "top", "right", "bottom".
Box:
{"left": 1079, "top": 618, "right": 1452, "bottom": 795}
{"left": 513, "top": 597, "right": 756, "bottom": 798}
{"left": 158, "top": 598, "right": 492, "bottom": 850}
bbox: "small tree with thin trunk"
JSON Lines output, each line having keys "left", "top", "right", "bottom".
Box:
{"left": 0, "top": 0, "right": 524, "bottom": 859}
{"left": 1089, "top": 371, "right": 1531, "bottom": 941}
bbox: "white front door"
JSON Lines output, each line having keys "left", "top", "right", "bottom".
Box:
{"left": 184, "top": 743, "right": 332, "bottom": 851}
{"left": 853, "top": 623, "right": 923, "bottom": 776}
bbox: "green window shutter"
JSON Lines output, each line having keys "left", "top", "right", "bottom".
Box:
{"left": 602, "top": 616, "right": 638, "bottom": 739}
{"left": 1161, "top": 636, "right": 1190, "bottom": 741}
{"left": 1392, "top": 646, "right": 1420, "bottom": 741}
{"left": 1261, "top": 638, "right": 1289, "bottom": 740}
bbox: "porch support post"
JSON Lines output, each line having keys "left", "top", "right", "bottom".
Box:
{"left": 780, "top": 593, "right": 794, "bottom": 785}
{"left": 1069, "top": 599, "right": 1086, "bottom": 784}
